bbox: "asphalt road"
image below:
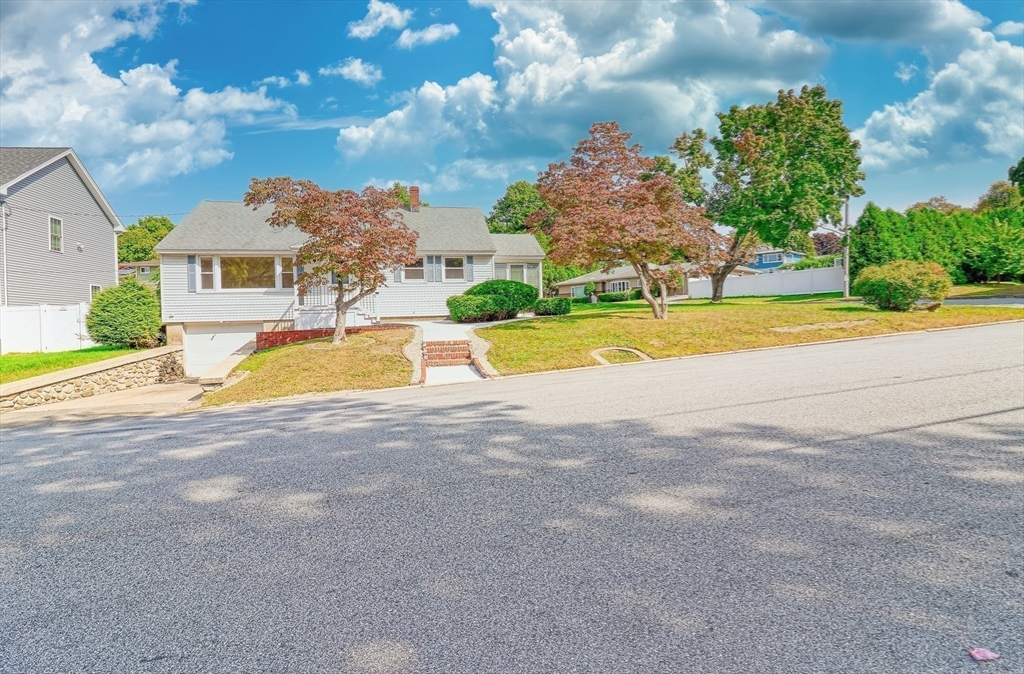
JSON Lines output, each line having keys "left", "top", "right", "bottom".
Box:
{"left": 2, "top": 323, "right": 1022, "bottom": 673}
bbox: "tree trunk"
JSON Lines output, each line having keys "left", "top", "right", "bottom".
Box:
{"left": 710, "top": 263, "right": 740, "bottom": 303}
{"left": 333, "top": 286, "right": 372, "bottom": 345}
{"left": 633, "top": 263, "right": 665, "bottom": 319}
{"left": 658, "top": 281, "right": 668, "bottom": 317}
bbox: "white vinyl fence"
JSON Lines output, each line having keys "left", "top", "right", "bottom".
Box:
{"left": 0, "top": 303, "right": 95, "bottom": 355}
{"left": 688, "top": 266, "right": 844, "bottom": 299}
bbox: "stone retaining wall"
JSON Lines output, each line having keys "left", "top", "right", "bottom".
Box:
{"left": 0, "top": 347, "right": 184, "bottom": 412}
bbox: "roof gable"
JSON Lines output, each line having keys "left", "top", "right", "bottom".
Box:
{"left": 0, "top": 147, "right": 123, "bottom": 231}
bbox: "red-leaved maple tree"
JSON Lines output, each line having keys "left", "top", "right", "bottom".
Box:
{"left": 244, "top": 177, "right": 418, "bottom": 343}
{"left": 533, "top": 122, "right": 716, "bottom": 319}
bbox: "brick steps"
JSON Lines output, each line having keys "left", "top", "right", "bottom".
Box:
{"left": 423, "top": 340, "right": 472, "bottom": 366}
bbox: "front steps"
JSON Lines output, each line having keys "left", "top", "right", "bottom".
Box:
{"left": 422, "top": 340, "right": 472, "bottom": 366}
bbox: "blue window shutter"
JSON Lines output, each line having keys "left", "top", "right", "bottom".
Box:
{"left": 466, "top": 256, "right": 474, "bottom": 282}
{"left": 187, "top": 255, "right": 196, "bottom": 292}
{"left": 394, "top": 266, "right": 402, "bottom": 283}
{"left": 426, "top": 256, "right": 435, "bottom": 282}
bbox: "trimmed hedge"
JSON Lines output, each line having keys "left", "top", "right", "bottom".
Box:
{"left": 86, "top": 278, "right": 162, "bottom": 347}
{"left": 597, "top": 291, "right": 631, "bottom": 303}
{"left": 852, "top": 260, "right": 952, "bottom": 311}
{"left": 465, "top": 279, "right": 538, "bottom": 313}
{"left": 533, "top": 298, "right": 571, "bottom": 316}
{"left": 446, "top": 294, "right": 520, "bottom": 322}
{"left": 571, "top": 296, "right": 592, "bottom": 304}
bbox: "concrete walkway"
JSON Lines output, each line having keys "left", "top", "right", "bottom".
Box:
{"left": 0, "top": 381, "right": 203, "bottom": 426}
{"left": 407, "top": 320, "right": 486, "bottom": 385}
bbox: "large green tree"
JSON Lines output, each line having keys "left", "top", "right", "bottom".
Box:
{"left": 975, "top": 180, "right": 1023, "bottom": 212}
{"left": 487, "top": 181, "right": 547, "bottom": 233}
{"left": 117, "top": 215, "right": 174, "bottom": 262}
{"left": 672, "top": 85, "right": 865, "bottom": 301}
{"left": 1009, "top": 157, "right": 1024, "bottom": 196}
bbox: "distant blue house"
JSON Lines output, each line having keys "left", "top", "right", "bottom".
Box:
{"left": 748, "top": 248, "right": 807, "bottom": 272}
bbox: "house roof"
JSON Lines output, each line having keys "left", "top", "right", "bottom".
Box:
{"left": 155, "top": 200, "right": 501, "bottom": 255}
{"left": 0, "top": 147, "right": 124, "bottom": 231}
{"left": 491, "top": 233, "right": 545, "bottom": 258}
{"left": 754, "top": 247, "right": 806, "bottom": 256}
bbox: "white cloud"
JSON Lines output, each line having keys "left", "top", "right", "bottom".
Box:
{"left": 347, "top": 0, "right": 413, "bottom": 39}
{"left": 395, "top": 23, "right": 460, "bottom": 49}
{"left": 894, "top": 62, "right": 919, "bottom": 83}
{"left": 0, "top": 0, "right": 293, "bottom": 188}
{"left": 856, "top": 29, "right": 1024, "bottom": 171}
{"left": 994, "top": 21, "right": 1024, "bottom": 37}
{"left": 319, "top": 57, "right": 383, "bottom": 87}
{"left": 257, "top": 70, "right": 311, "bottom": 88}
{"left": 337, "top": 73, "right": 499, "bottom": 158}
{"left": 338, "top": 0, "right": 829, "bottom": 164}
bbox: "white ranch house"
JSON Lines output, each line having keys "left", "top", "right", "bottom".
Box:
{"left": 156, "top": 190, "right": 544, "bottom": 377}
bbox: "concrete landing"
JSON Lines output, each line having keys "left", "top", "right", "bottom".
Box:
{"left": 424, "top": 364, "right": 484, "bottom": 386}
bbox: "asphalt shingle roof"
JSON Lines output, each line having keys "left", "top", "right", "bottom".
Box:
{"left": 155, "top": 201, "right": 499, "bottom": 254}
{"left": 491, "top": 233, "right": 545, "bottom": 258}
{"left": 0, "top": 147, "right": 71, "bottom": 187}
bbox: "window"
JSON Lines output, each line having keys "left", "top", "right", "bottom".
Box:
{"left": 444, "top": 257, "right": 464, "bottom": 280}
{"left": 281, "top": 258, "right": 294, "bottom": 288}
{"left": 199, "top": 256, "right": 215, "bottom": 290}
{"left": 220, "top": 257, "right": 276, "bottom": 289}
{"left": 139, "top": 266, "right": 150, "bottom": 274}
{"left": 762, "top": 253, "right": 782, "bottom": 263}
{"left": 90, "top": 285, "right": 102, "bottom": 299}
{"left": 571, "top": 285, "right": 585, "bottom": 298}
{"left": 509, "top": 264, "right": 525, "bottom": 283}
{"left": 404, "top": 258, "right": 425, "bottom": 280}
{"left": 609, "top": 280, "right": 630, "bottom": 292}
{"left": 49, "top": 217, "right": 62, "bottom": 252}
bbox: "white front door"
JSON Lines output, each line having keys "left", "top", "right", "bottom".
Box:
{"left": 183, "top": 323, "right": 260, "bottom": 377}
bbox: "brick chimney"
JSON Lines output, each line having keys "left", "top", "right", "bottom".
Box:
{"left": 409, "top": 185, "right": 420, "bottom": 212}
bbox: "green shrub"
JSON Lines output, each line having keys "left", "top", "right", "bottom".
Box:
{"left": 446, "top": 294, "right": 520, "bottom": 322}
{"left": 597, "top": 291, "right": 631, "bottom": 302}
{"left": 852, "top": 260, "right": 952, "bottom": 311}
{"left": 86, "top": 278, "right": 161, "bottom": 347}
{"left": 465, "top": 279, "right": 538, "bottom": 312}
{"left": 571, "top": 296, "right": 592, "bottom": 304}
{"left": 533, "top": 298, "right": 571, "bottom": 316}
{"left": 779, "top": 255, "right": 840, "bottom": 271}
{"left": 583, "top": 281, "right": 596, "bottom": 296}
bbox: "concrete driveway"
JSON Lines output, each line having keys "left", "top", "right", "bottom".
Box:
{"left": 1, "top": 323, "right": 1021, "bottom": 672}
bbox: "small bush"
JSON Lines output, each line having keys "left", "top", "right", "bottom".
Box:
{"left": 533, "top": 298, "right": 571, "bottom": 316}
{"left": 852, "top": 260, "right": 952, "bottom": 311}
{"left": 597, "top": 291, "right": 631, "bottom": 303}
{"left": 86, "top": 278, "right": 161, "bottom": 347}
{"left": 571, "top": 296, "right": 592, "bottom": 304}
{"left": 583, "top": 281, "right": 596, "bottom": 296}
{"left": 465, "top": 279, "right": 538, "bottom": 313}
{"left": 447, "top": 294, "right": 519, "bottom": 322}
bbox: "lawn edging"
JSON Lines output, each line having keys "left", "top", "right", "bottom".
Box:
{"left": 0, "top": 345, "right": 184, "bottom": 412}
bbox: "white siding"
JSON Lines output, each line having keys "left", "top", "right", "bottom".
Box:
{"left": 160, "top": 255, "right": 298, "bottom": 323}
{"left": 2, "top": 158, "right": 118, "bottom": 306}
{"left": 374, "top": 255, "right": 495, "bottom": 317}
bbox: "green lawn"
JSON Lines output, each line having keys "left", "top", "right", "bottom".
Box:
{"left": 480, "top": 296, "right": 1023, "bottom": 375}
{"left": 203, "top": 329, "right": 414, "bottom": 406}
{"left": 0, "top": 346, "right": 138, "bottom": 385}
{"left": 947, "top": 282, "right": 1024, "bottom": 298}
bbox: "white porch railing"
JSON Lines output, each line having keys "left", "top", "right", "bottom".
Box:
{"left": 293, "top": 286, "right": 380, "bottom": 329}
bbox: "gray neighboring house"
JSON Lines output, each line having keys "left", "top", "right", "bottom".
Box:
{"left": 156, "top": 188, "right": 545, "bottom": 376}
{"left": 0, "top": 147, "right": 123, "bottom": 306}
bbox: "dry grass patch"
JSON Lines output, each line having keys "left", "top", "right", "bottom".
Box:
{"left": 203, "top": 328, "right": 413, "bottom": 406}
{"left": 478, "top": 298, "right": 1022, "bottom": 375}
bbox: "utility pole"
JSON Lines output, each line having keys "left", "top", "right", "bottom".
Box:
{"left": 842, "top": 199, "right": 850, "bottom": 298}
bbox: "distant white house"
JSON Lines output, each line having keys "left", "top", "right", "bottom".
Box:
{"left": 554, "top": 263, "right": 758, "bottom": 298}
{"left": 156, "top": 187, "right": 545, "bottom": 376}
{"left": 0, "top": 147, "right": 124, "bottom": 354}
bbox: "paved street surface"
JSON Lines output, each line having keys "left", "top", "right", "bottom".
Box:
{"left": 2, "top": 323, "right": 1022, "bottom": 673}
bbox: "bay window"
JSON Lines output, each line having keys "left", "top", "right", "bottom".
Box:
{"left": 194, "top": 256, "right": 295, "bottom": 291}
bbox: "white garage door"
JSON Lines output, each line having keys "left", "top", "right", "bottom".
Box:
{"left": 183, "top": 323, "right": 261, "bottom": 377}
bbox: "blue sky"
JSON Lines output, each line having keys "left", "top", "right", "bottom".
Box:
{"left": 1, "top": 0, "right": 1021, "bottom": 226}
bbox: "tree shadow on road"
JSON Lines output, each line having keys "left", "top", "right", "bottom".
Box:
{"left": 1, "top": 394, "right": 1021, "bottom": 673}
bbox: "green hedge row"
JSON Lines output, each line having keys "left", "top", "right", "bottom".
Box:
{"left": 447, "top": 280, "right": 539, "bottom": 322}
{"left": 533, "top": 298, "right": 571, "bottom": 315}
